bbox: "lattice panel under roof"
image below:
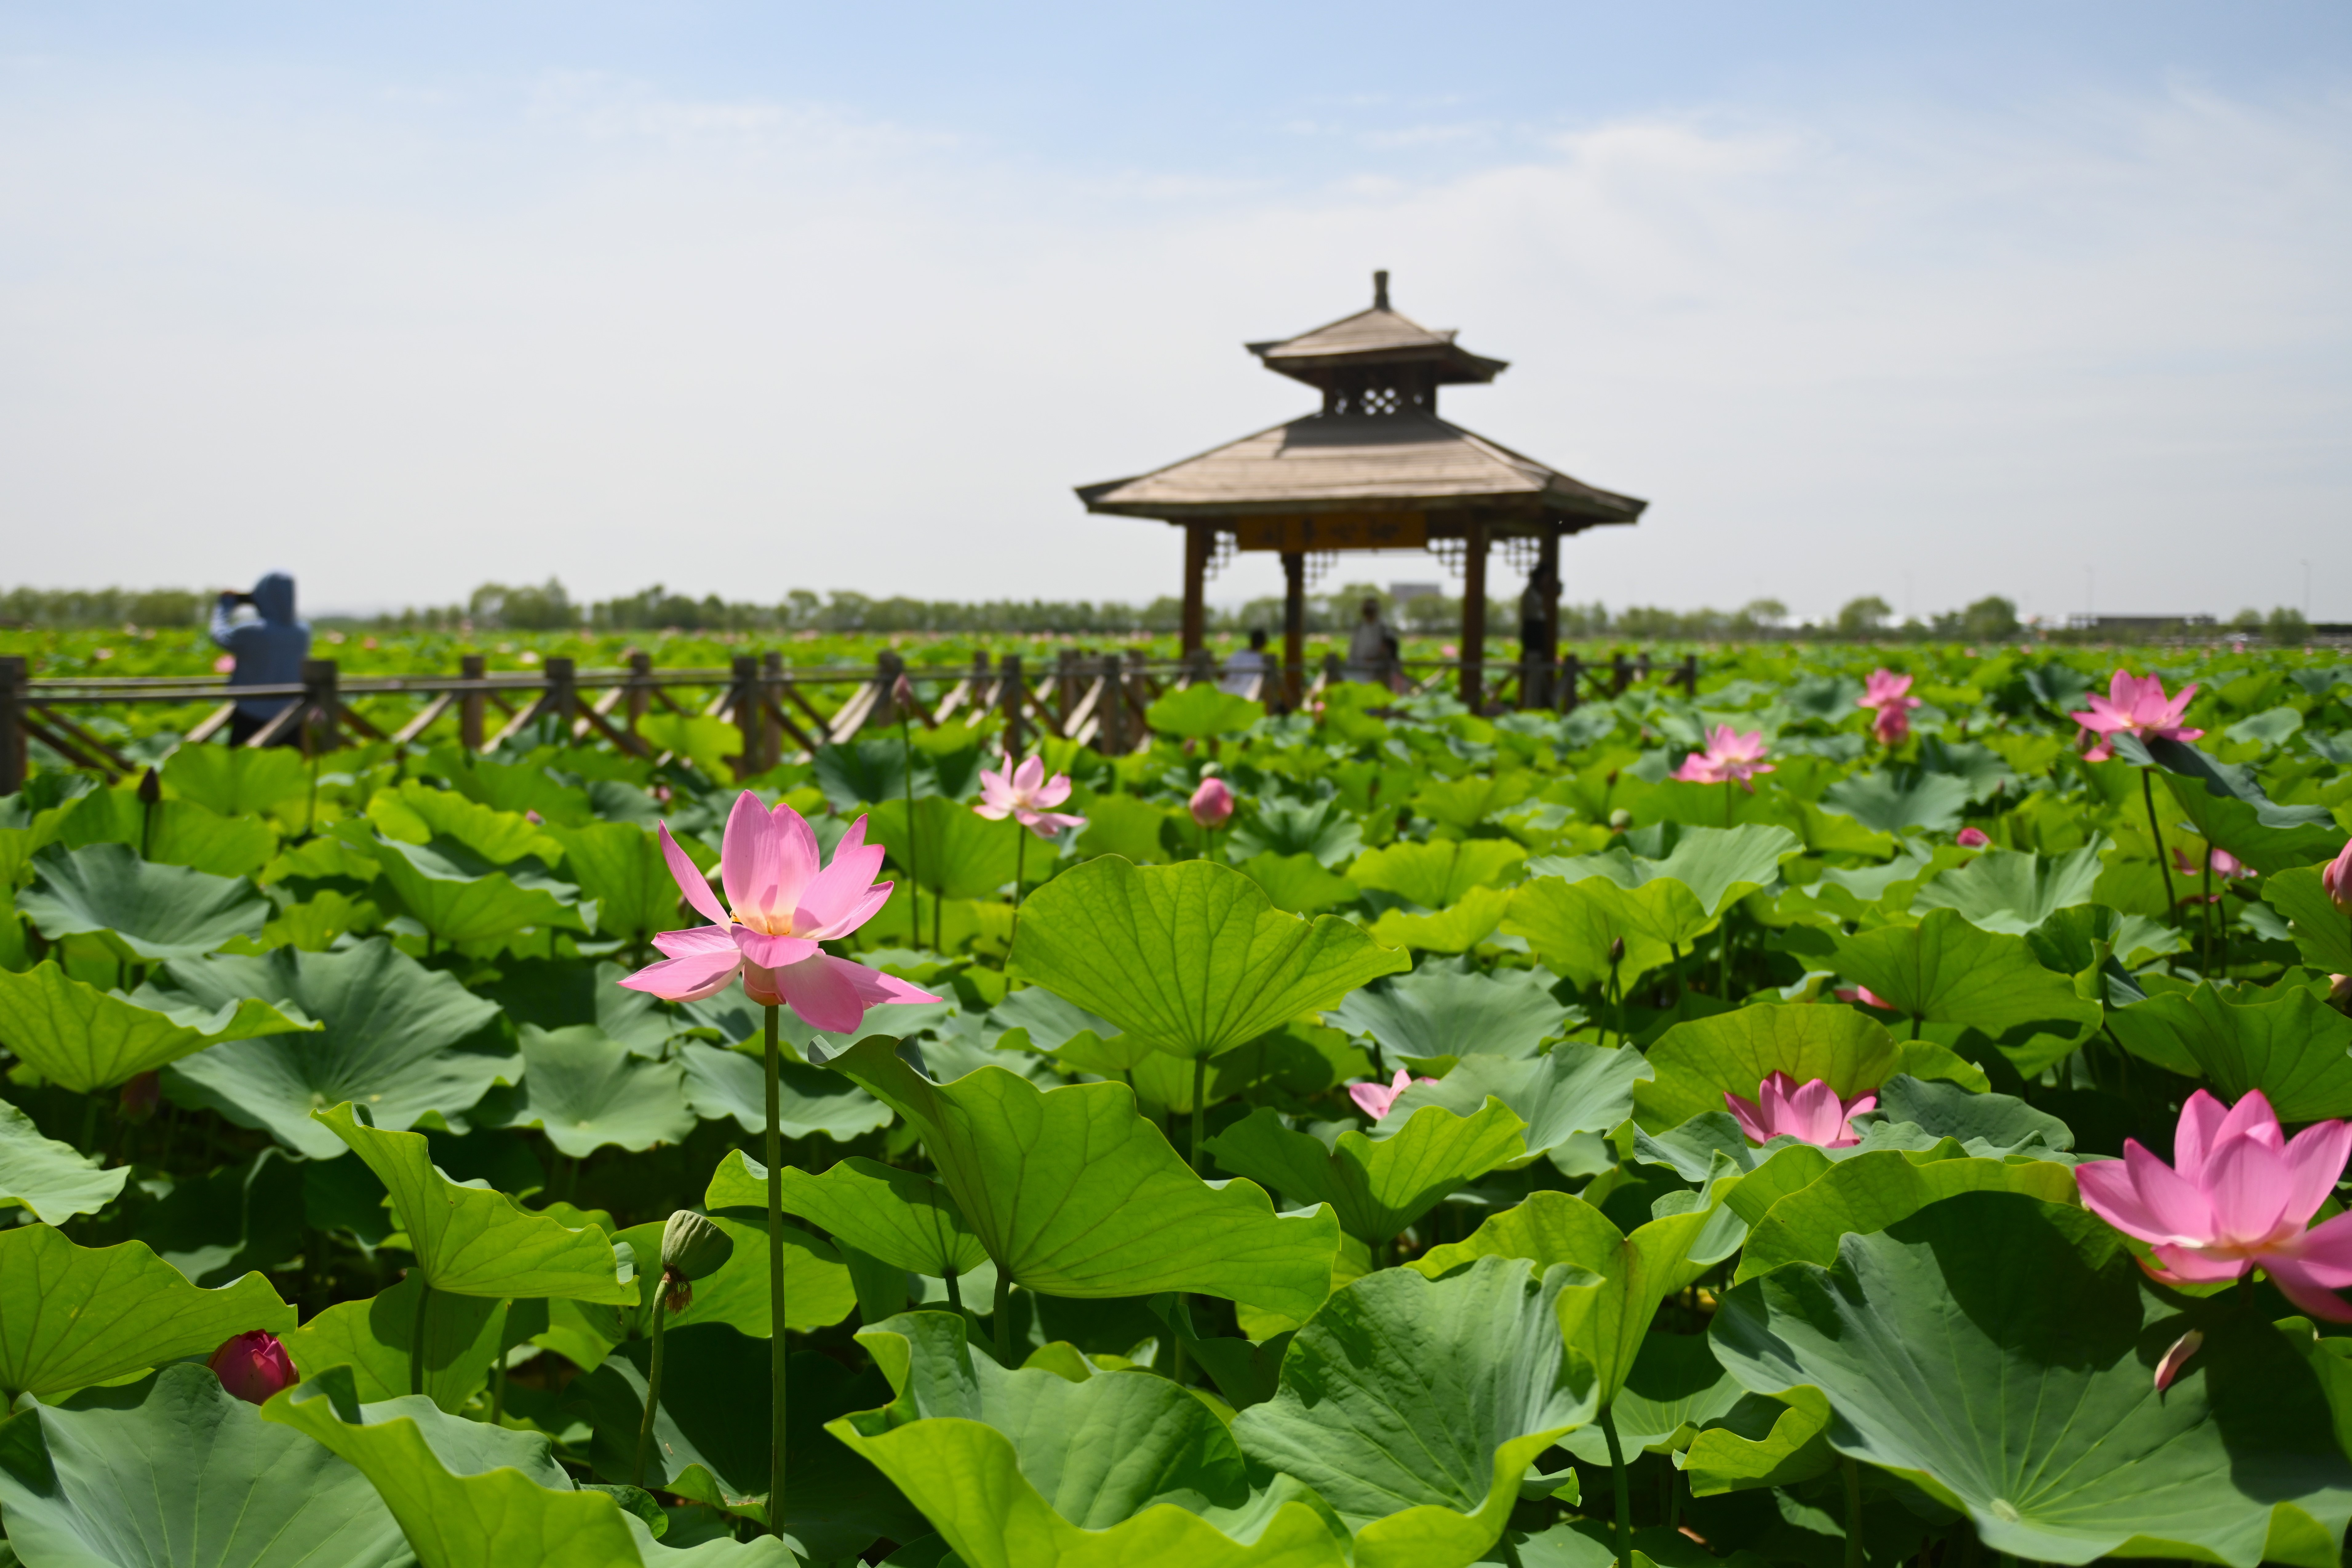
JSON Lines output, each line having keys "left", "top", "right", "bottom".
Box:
{"left": 1203, "top": 529, "right": 1236, "bottom": 581}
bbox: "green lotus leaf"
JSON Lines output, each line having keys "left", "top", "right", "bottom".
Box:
{"left": 677, "top": 1042, "right": 894, "bottom": 1142}
{"left": 1410, "top": 773, "right": 1538, "bottom": 833}
{"left": 161, "top": 744, "right": 312, "bottom": 816}
{"left": 479, "top": 1025, "right": 697, "bottom": 1157}
{"left": 1816, "top": 771, "right": 1972, "bottom": 834}
{"left": 546, "top": 820, "right": 694, "bottom": 942}
{"left": 1711, "top": 1192, "right": 2352, "bottom": 1567}
{"left": 1203, "top": 1100, "right": 1528, "bottom": 1246}
{"left": 281, "top": 1270, "right": 512, "bottom": 1412}
{"left": 1362, "top": 885, "right": 1511, "bottom": 954}
{"left": 1146, "top": 684, "right": 1265, "bottom": 739}
{"left": 151, "top": 940, "right": 514, "bottom": 1158}
{"left": 1553, "top": 1329, "right": 1743, "bottom": 1464}
{"left": 1680, "top": 1385, "right": 1836, "bottom": 1495}
{"left": 1228, "top": 797, "right": 1362, "bottom": 869}
{"left": 1635, "top": 1003, "right": 1987, "bottom": 1129}
{"left": 2107, "top": 981, "right": 2352, "bottom": 1119}
{"left": 1848, "top": 1074, "right": 2078, "bottom": 1159}
{"left": 54, "top": 787, "right": 280, "bottom": 879}
{"left": 1231, "top": 1256, "right": 1598, "bottom": 1564}
{"left": 0, "top": 1362, "right": 408, "bottom": 1568}
{"left": 1413, "top": 1185, "right": 1742, "bottom": 1404}
{"left": 475, "top": 956, "right": 684, "bottom": 1058}
{"left": 869, "top": 795, "right": 1026, "bottom": 900}
{"left": 1324, "top": 956, "right": 1575, "bottom": 1063}
{"left": 1529, "top": 824, "right": 1802, "bottom": 919}
{"left": 1500, "top": 877, "right": 1677, "bottom": 989}
{"left": 748, "top": 1154, "right": 986, "bottom": 1279}
{"left": 1235, "top": 850, "right": 1360, "bottom": 914}
{"left": 1830, "top": 908, "right": 2100, "bottom": 1035}
{"left": 2120, "top": 734, "right": 2344, "bottom": 874}
{"left": 1347, "top": 838, "right": 1527, "bottom": 907}
{"left": 1007, "top": 858, "right": 1408, "bottom": 1062}
{"left": 18, "top": 842, "right": 270, "bottom": 961}
{"left": 133, "top": 1146, "right": 305, "bottom": 1290}
{"left": 1734, "top": 1149, "right": 2079, "bottom": 1281}
{"left": 1386, "top": 1043, "right": 1650, "bottom": 1168}
{"left": 616, "top": 1200, "right": 858, "bottom": 1335}
{"left": 0, "top": 1098, "right": 126, "bottom": 1224}
{"left": 2262, "top": 865, "right": 2352, "bottom": 975}
{"left": 438, "top": 753, "right": 597, "bottom": 825}
{"left": 822, "top": 1038, "right": 1341, "bottom": 1315}
{"left": 0, "top": 959, "right": 317, "bottom": 1094}
{"left": 831, "top": 1308, "right": 1349, "bottom": 1568}
{"left": 0, "top": 1225, "right": 294, "bottom": 1403}
{"left": 640, "top": 712, "right": 741, "bottom": 781}
{"left": 1073, "top": 794, "right": 1176, "bottom": 865}
{"left": 1910, "top": 842, "right": 2107, "bottom": 933}
{"left": 2024, "top": 901, "right": 2187, "bottom": 973}
{"left": 369, "top": 833, "right": 591, "bottom": 945}
{"left": 585, "top": 1329, "right": 926, "bottom": 1551}
{"left": 369, "top": 779, "right": 568, "bottom": 865}
{"left": 263, "top": 1365, "right": 795, "bottom": 1566}
{"left": 316, "top": 1102, "right": 636, "bottom": 1303}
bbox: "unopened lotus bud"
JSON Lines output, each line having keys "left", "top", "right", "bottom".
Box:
{"left": 118, "top": 1070, "right": 161, "bottom": 1123}
{"left": 2332, "top": 974, "right": 2352, "bottom": 1016}
{"left": 138, "top": 767, "right": 162, "bottom": 805}
{"left": 892, "top": 673, "right": 916, "bottom": 708}
{"left": 1608, "top": 808, "right": 1632, "bottom": 831}
{"left": 2325, "top": 842, "right": 2352, "bottom": 917}
{"left": 1956, "top": 826, "right": 1990, "bottom": 849}
{"left": 208, "top": 1331, "right": 297, "bottom": 1404}
{"left": 659, "top": 1211, "right": 733, "bottom": 1311}
{"left": 1608, "top": 937, "right": 1625, "bottom": 966}
{"left": 1189, "top": 776, "right": 1234, "bottom": 829}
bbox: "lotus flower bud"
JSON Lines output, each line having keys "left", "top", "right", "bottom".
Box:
{"left": 1956, "top": 827, "right": 1990, "bottom": 849}
{"left": 2325, "top": 842, "right": 2352, "bottom": 916}
{"left": 138, "top": 767, "right": 162, "bottom": 805}
{"left": 1607, "top": 937, "right": 1625, "bottom": 966}
{"left": 118, "top": 1070, "right": 161, "bottom": 1124}
{"left": 1607, "top": 808, "right": 1632, "bottom": 831}
{"left": 2331, "top": 974, "right": 2352, "bottom": 1015}
{"left": 659, "top": 1211, "right": 734, "bottom": 1312}
{"left": 1189, "top": 777, "right": 1234, "bottom": 830}
{"left": 208, "top": 1331, "right": 296, "bottom": 1405}
{"left": 891, "top": 673, "right": 916, "bottom": 708}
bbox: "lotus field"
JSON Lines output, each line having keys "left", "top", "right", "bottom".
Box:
{"left": 13, "top": 640, "right": 2352, "bottom": 1568}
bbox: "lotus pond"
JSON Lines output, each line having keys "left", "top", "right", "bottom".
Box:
{"left": 4, "top": 642, "right": 2352, "bottom": 1568}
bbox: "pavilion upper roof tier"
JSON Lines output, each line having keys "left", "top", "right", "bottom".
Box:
{"left": 1076, "top": 409, "right": 1646, "bottom": 532}
{"left": 1246, "top": 277, "right": 1507, "bottom": 390}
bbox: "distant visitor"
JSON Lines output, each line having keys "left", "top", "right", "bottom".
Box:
{"left": 210, "top": 571, "right": 310, "bottom": 745}
{"left": 1220, "top": 628, "right": 1271, "bottom": 697}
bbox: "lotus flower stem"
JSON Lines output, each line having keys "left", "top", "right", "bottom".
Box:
{"left": 943, "top": 1266, "right": 961, "bottom": 1313}
{"left": 900, "top": 716, "right": 920, "bottom": 949}
{"left": 1010, "top": 829, "right": 1028, "bottom": 955}
{"left": 1190, "top": 1056, "right": 1208, "bottom": 1178}
{"left": 1723, "top": 780, "right": 1735, "bottom": 829}
{"left": 1841, "top": 1456, "right": 1864, "bottom": 1568}
{"left": 2141, "top": 771, "right": 2178, "bottom": 911}
{"left": 409, "top": 1279, "right": 430, "bottom": 1397}
{"left": 631, "top": 1293, "right": 670, "bottom": 1487}
{"left": 763, "top": 1001, "right": 787, "bottom": 1535}
{"left": 490, "top": 1355, "right": 507, "bottom": 1426}
{"left": 993, "top": 1270, "right": 1014, "bottom": 1366}
{"left": 2201, "top": 858, "right": 2215, "bottom": 973}
{"left": 1600, "top": 1402, "right": 1630, "bottom": 1568}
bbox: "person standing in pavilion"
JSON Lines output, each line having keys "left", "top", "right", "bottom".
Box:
{"left": 211, "top": 571, "right": 311, "bottom": 746}
{"left": 1345, "top": 596, "right": 1397, "bottom": 687}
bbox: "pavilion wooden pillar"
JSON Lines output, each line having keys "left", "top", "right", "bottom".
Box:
{"left": 1460, "top": 518, "right": 1489, "bottom": 711}
{"left": 1281, "top": 550, "right": 1306, "bottom": 710}
{"left": 1525, "top": 522, "right": 1561, "bottom": 709}
{"left": 1181, "top": 523, "right": 1210, "bottom": 658}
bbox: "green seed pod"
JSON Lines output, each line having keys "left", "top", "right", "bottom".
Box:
{"left": 660, "top": 1211, "right": 734, "bottom": 1283}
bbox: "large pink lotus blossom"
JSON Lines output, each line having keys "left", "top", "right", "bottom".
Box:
{"left": 1350, "top": 1069, "right": 1438, "bottom": 1120}
{"left": 1190, "top": 776, "right": 1235, "bottom": 829}
{"left": 1724, "top": 1071, "right": 1876, "bottom": 1148}
{"left": 209, "top": 1331, "right": 297, "bottom": 1404}
{"left": 2069, "top": 670, "right": 2204, "bottom": 763}
{"left": 2322, "top": 841, "right": 2352, "bottom": 916}
{"left": 1673, "top": 726, "right": 1775, "bottom": 791}
{"left": 1858, "top": 669, "right": 1922, "bottom": 747}
{"left": 619, "top": 792, "right": 938, "bottom": 1032}
{"left": 976, "top": 752, "right": 1086, "bottom": 840}
{"left": 2076, "top": 1088, "right": 2352, "bottom": 1323}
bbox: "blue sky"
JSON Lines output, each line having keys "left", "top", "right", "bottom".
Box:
{"left": 5, "top": 2, "right": 2350, "bottom": 621}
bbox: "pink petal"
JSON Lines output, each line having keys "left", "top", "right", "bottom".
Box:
{"left": 617, "top": 946, "right": 744, "bottom": 1003}
{"left": 1014, "top": 755, "right": 1045, "bottom": 794}
{"left": 732, "top": 926, "right": 822, "bottom": 970}
{"left": 1723, "top": 1092, "right": 1772, "bottom": 1144}
{"left": 774, "top": 953, "right": 940, "bottom": 1034}
{"left": 721, "top": 792, "right": 816, "bottom": 927}
{"left": 2123, "top": 1141, "right": 2217, "bottom": 1242}
{"left": 795, "top": 822, "right": 889, "bottom": 931}
{"left": 2212, "top": 1090, "right": 2282, "bottom": 1152}
{"left": 1785, "top": 1078, "right": 1848, "bottom": 1145}
{"left": 803, "top": 880, "right": 894, "bottom": 941}
{"left": 2076, "top": 1159, "right": 2175, "bottom": 1245}
{"left": 652, "top": 924, "right": 737, "bottom": 960}
{"left": 974, "top": 801, "right": 1015, "bottom": 820}
{"left": 2264, "top": 1257, "right": 2352, "bottom": 1322}
{"left": 658, "top": 824, "right": 730, "bottom": 929}
{"left": 2279, "top": 1212, "right": 2352, "bottom": 1287}
{"left": 2200, "top": 1134, "right": 2294, "bottom": 1245}
{"left": 2173, "top": 1090, "right": 2231, "bottom": 1185}
{"left": 2279, "top": 1121, "right": 2352, "bottom": 1227}
{"left": 2153, "top": 1329, "right": 2203, "bottom": 1393}
{"left": 1032, "top": 774, "right": 1072, "bottom": 809}
{"left": 2147, "top": 1244, "right": 2253, "bottom": 1283}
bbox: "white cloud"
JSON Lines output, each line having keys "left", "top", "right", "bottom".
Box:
{"left": 1, "top": 63, "right": 2347, "bottom": 621}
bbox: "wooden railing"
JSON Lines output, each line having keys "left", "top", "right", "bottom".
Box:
{"left": 0, "top": 645, "right": 1701, "bottom": 792}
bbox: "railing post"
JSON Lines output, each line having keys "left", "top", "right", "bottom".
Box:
{"left": 301, "top": 659, "right": 340, "bottom": 753}
{"left": 876, "top": 650, "right": 906, "bottom": 728}
{"left": 1056, "top": 648, "right": 1078, "bottom": 728}
{"left": 1635, "top": 651, "right": 1653, "bottom": 685}
{"left": 544, "top": 656, "right": 577, "bottom": 739}
{"left": 1558, "top": 654, "right": 1581, "bottom": 714}
{"left": 1000, "top": 654, "right": 1025, "bottom": 758}
{"left": 0, "top": 656, "right": 25, "bottom": 795}
{"left": 626, "top": 651, "right": 652, "bottom": 740}
{"left": 1098, "top": 651, "right": 1127, "bottom": 754}
{"left": 760, "top": 652, "right": 784, "bottom": 770}
{"left": 1681, "top": 653, "right": 1699, "bottom": 696}
{"left": 460, "top": 655, "right": 486, "bottom": 751}
{"left": 1611, "top": 653, "right": 1631, "bottom": 696}
{"left": 731, "top": 655, "right": 767, "bottom": 776}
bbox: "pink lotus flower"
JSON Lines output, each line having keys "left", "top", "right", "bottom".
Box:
{"left": 1190, "top": 776, "right": 1235, "bottom": 829}
{"left": 209, "top": 1331, "right": 297, "bottom": 1404}
{"left": 2322, "top": 840, "right": 2352, "bottom": 916}
{"left": 1834, "top": 984, "right": 1893, "bottom": 1010}
{"left": 1955, "top": 827, "right": 1991, "bottom": 849}
{"left": 1349, "top": 1069, "right": 1438, "bottom": 1120}
{"left": 1858, "top": 670, "right": 1922, "bottom": 747}
{"left": 2173, "top": 845, "right": 2251, "bottom": 896}
{"left": 1724, "top": 1071, "right": 1876, "bottom": 1148}
{"left": 618, "top": 791, "right": 939, "bottom": 1032}
{"left": 2069, "top": 670, "right": 2204, "bottom": 762}
{"left": 2077, "top": 1089, "right": 2352, "bottom": 1322}
{"left": 976, "top": 752, "right": 1086, "bottom": 840}
{"left": 1673, "top": 726, "right": 1775, "bottom": 792}
{"left": 211, "top": 653, "right": 235, "bottom": 674}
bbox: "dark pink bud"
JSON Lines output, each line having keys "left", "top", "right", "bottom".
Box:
{"left": 1189, "top": 777, "right": 1234, "bottom": 829}
{"left": 1955, "top": 827, "right": 1990, "bottom": 849}
{"left": 118, "top": 1071, "right": 161, "bottom": 1124}
{"left": 208, "top": 1331, "right": 296, "bottom": 1404}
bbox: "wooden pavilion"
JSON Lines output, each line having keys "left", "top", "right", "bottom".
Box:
{"left": 1075, "top": 273, "right": 1647, "bottom": 709}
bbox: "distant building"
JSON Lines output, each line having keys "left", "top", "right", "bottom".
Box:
{"left": 2064, "top": 614, "right": 2217, "bottom": 635}
{"left": 1389, "top": 583, "right": 1443, "bottom": 603}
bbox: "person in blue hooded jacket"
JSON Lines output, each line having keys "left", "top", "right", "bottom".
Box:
{"left": 210, "top": 572, "right": 311, "bottom": 746}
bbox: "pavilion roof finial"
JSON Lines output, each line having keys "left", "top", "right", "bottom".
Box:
{"left": 1373, "top": 269, "right": 1389, "bottom": 311}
